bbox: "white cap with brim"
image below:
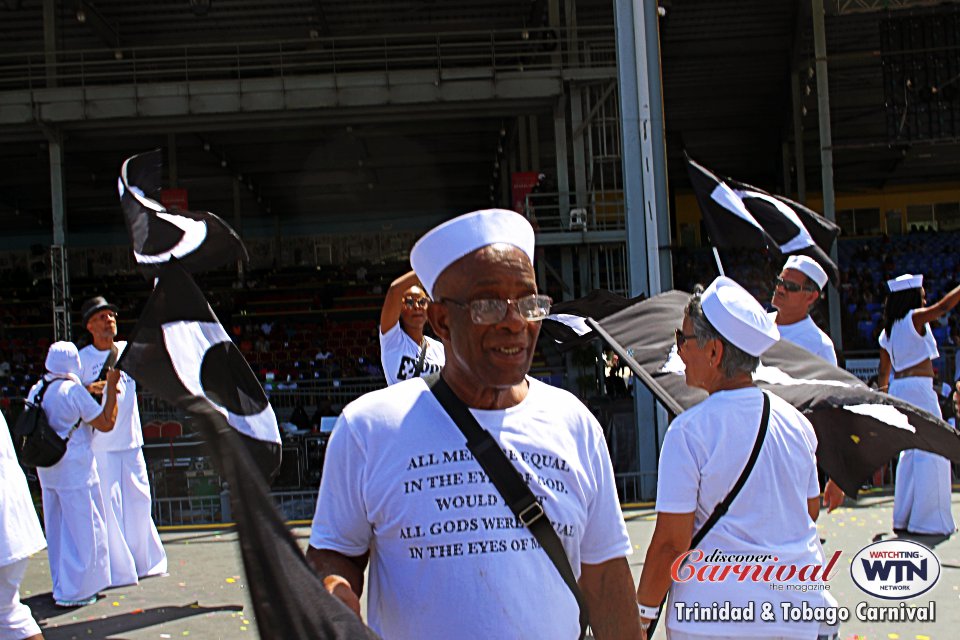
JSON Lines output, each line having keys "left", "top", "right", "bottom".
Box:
{"left": 410, "top": 209, "right": 535, "bottom": 298}
{"left": 701, "top": 276, "right": 780, "bottom": 357}
{"left": 784, "top": 255, "right": 828, "bottom": 291}
{"left": 887, "top": 273, "right": 923, "bottom": 292}
{"left": 45, "top": 341, "right": 81, "bottom": 378}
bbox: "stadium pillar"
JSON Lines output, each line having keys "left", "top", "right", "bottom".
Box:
{"left": 47, "top": 134, "right": 71, "bottom": 341}
{"left": 812, "top": 0, "right": 843, "bottom": 352}
{"left": 614, "top": 0, "right": 671, "bottom": 500}
{"left": 553, "top": 98, "right": 571, "bottom": 228}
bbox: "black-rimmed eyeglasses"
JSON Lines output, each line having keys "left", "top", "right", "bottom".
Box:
{"left": 440, "top": 294, "right": 552, "bottom": 325}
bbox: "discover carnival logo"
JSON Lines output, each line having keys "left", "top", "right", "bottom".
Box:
{"left": 850, "top": 539, "right": 941, "bottom": 599}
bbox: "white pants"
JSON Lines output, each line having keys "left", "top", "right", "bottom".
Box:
{"left": 95, "top": 449, "right": 167, "bottom": 580}
{"left": 0, "top": 559, "right": 41, "bottom": 640}
{"left": 890, "top": 377, "right": 956, "bottom": 535}
{"left": 42, "top": 484, "right": 111, "bottom": 603}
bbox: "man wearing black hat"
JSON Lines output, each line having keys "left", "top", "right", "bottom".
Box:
{"left": 79, "top": 296, "right": 167, "bottom": 585}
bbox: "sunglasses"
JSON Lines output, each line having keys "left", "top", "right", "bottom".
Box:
{"left": 775, "top": 277, "right": 818, "bottom": 294}
{"left": 441, "top": 294, "right": 552, "bottom": 325}
{"left": 675, "top": 328, "right": 697, "bottom": 349}
{"left": 403, "top": 297, "right": 430, "bottom": 309}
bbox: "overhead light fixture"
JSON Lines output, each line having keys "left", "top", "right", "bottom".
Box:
{"left": 75, "top": 8, "right": 86, "bottom": 23}
{"left": 203, "top": 142, "right": 210, "bottom": 151}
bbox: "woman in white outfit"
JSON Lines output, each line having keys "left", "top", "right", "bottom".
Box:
{"left": 26, "top": 342, "right": 120, "bottom": 607}
{"left": 378, "top": 270, "right": 445, "bottom": 385}
{"left": 878, "top": 273, "right": 960, "bottom": 536}
{"left": 0, "top": 411, "right": 45, "bottom": 640}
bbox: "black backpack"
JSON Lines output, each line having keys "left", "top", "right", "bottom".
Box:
{"left": 13, "top": 379, "right": 79, "bottom": 468}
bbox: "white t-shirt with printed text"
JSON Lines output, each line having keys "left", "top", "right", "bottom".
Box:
{"left": 378, "top": 323, "right": 444, "bottom": 386}
{"left": 656, "top": 387, "right": 837, "bottom": 638}
{"left": 310, "top": 377, "right": 630, "bottom": 640}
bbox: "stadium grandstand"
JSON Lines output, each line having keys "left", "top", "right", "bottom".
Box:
{"left": 2, "top": 0, "right": 960, "bottom": 521}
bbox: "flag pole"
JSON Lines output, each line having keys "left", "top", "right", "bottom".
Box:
{"left": 586, "top": 318, "right": 685, "bottom": 417}
{"left": 712, "top": 246, "right": 725, "bottom": 276}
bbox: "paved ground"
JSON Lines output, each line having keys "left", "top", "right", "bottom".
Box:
{"left": 20, "top": 489, "right": 960, "bottom": 639}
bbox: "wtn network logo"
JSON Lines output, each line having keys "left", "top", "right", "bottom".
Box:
{"left": 850, "top": 540, "right": 940, "bottom": 600}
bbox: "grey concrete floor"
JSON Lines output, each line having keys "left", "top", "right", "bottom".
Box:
{"left": 19, "top": 490, "right": 960, "bottom": 639}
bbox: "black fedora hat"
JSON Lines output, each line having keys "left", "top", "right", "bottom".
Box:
{"left": 81, "top": 296, "right": 119, "bottom": 325}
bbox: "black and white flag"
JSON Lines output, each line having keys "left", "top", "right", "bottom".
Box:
{"left": 556, "top": 289, "right": 960, "bottom": 497}
{"left": 119, "top": 150, "right": 248, "bottom": 279}
{"left": 117, "top": 263, "right": 379, "bottom": 640}
{"left": 686, "top": 154, "right": 841, "bottom": 285}
{"left": 540, "top": 289, "right": 645, "bottom": 351}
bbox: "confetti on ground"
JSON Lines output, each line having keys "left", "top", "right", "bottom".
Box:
{"left": 112, "top": 601, "right": 120, "bottom": 606}
{"left": 226, "top": 578, "right": 236, "bottom": 583}
{"left": 916, "top": 635, "right": 930, "bottom": 640}
{"left": 889, "top": 634, "right": 900, "bottom": 639}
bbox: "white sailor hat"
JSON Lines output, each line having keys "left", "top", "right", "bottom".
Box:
{"left": 701, "top": 276, "right": 780, "bottom": 357}
{"left": 783, "top": 255, "right": 828, "bottom": 291}
{"left": 410, "top": 209, "right": 535, "bottom": 298}
{"left": 45, "top": 341, "right": 82, "bottom": 378}
{"left": 887, "top": 273, "right": 923, "bottom": 292}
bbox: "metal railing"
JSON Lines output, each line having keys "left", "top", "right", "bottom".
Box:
{"left": 0, "top": 26, "right": 616, "bottom": 92}
{"left": 152, "top": 489, "right": 319, "bottom": 526}
{"left": 524, "top": 191, "right": 626, "bottom": 233}
{"left": 137, "top": 376, "right": 386, "bottom": 423}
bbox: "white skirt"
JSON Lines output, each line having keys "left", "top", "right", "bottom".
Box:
{"left": 95, "top": 449, "right": 167, "bottom": 580}
{"left": 889, "top": 376, "right": 956, "bottom": 535}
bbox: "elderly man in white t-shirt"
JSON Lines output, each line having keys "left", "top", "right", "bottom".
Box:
{"left": 770, "top": 255, "right": 837, "bottom": 366}
{"left": 636, "top": 277, "right": 840, "bottom": 640}
{"left": 309, "top": 210, "right": 640, "bottom": 640}
{"left": 79, "top": 296, "right": 167, "bottom": 587}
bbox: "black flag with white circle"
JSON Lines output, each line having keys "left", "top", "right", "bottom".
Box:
{"left": 117, "top": 263, "right": 379, "bottom": 640}
{"left": 116, "top": 262, "right": 280, "bottom": 474}
{"left": 119, "top": 150, "right": 249, "bottom": 279}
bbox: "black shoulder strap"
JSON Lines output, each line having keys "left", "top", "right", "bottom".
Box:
{"left": 34, "top": 377, "right": 51, "bottom": 404}
{"left": 30, "top": 378, "right": 82, "bottom": 440}
{"left": 96, "top": 343, "right": 120, "bottom": 382}
{"left": 426, "top": 374, "right": 590, "bottom": 640}
{"left": 413, "top": 339, "right": 429, "bottom": 377}
{"left": 647, "top": 391, "right": 771, "bottom": 635}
